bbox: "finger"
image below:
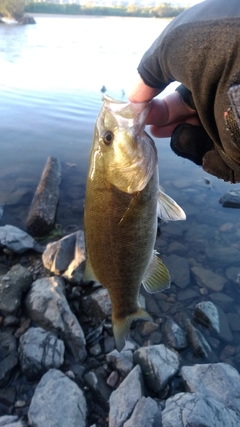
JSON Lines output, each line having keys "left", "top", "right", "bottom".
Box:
{"left": 128, "top": 74, "right": 161, "bottom": 102}
{"left": 147, "top": 92, "right": 197, "bottom": 126}
{"left": 149, "top": 116, "right": 201, "bottom": 138}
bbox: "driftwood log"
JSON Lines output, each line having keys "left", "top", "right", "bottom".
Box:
{"left": 26, "top": 156, "right": 61, "bottom": 236}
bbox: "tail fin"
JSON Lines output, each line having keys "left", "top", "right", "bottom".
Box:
{"left": 112, "top": 308, "right": 152, "bottom": 351}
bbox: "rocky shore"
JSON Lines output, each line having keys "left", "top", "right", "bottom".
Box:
{"left": 0, "top": 157, "right": 240, "bottom": 426}
{"left": 0, "top": 220, "right": 240, "bottom": 426}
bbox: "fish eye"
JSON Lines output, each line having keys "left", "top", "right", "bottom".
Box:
{"left": 103, "top": 131, "right": 114, "bottom": 145}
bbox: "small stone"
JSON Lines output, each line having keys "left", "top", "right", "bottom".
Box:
{"left": 162, "top": 316, "right": 188, "bottom": 351}
{"left": 140, "top": 321, "right": 159, "bottom": 337}
{"left": 219, "top": 345, "right": 236, "bottom": 362}
{"left": 107, "top": 371, "right": 119, "bottom": 388}
{"left": 191, "top": 266, "right": 227, "bottom": 292}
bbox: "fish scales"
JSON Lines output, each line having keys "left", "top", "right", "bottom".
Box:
{"left": 84, "top": 95, "right": 186, "bottom": 350}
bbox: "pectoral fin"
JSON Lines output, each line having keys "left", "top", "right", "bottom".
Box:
{"left": 142, "top": 251, "right": 170, "bottom": 293}
{"left": 113, "top": 308, "right": 153, "bottom": 351}
{"left": 83, "top": 258, "right": 97, "bottom": 282}
{"left": 157, "top": 189, "right": 186, "bottom": 221}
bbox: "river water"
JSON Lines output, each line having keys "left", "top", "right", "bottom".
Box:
{"left": 0, "top": 15, "right": 240, "bottom": 367}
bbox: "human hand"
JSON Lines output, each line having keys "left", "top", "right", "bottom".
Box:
{"left": 128, "top": 75, "right": 200, "bottom": 138}
{"left": 128, "top": 0, "right": 240, "bottom": 183}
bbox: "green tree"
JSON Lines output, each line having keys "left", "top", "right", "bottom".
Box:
{"left": 0, "top": 0, "right": 26, "bottom": 21}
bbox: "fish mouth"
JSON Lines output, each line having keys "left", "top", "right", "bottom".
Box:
{"left": 102, "top": 95, "right": 151, "bottom": 135}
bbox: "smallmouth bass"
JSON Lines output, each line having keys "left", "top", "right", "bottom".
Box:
{"left": 84, "top": 95, "right": 186, "bottom": 351}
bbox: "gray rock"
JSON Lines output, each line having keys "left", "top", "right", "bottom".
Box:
{"left": 25, "top": 276, "right": 87, "bottom": 362}
{"left": 109, "top": 365, "right": 144, "bottom": 427}
{"left": 0, "top": 264, "right": 32, "bottom": 315}
{"left": 209, "top": 292, "right": 234, "bottom": 311}
{"left": 18, "top": 327, "right": 64, "bottom": 380}
{"left": 26, "top": 156, "right": 61, "bottom": 236}
{"left": 219, "top": 188, "right": 240, "bottom": 208}
{"left": 181, "top": 362, "right": 240, "bottom": 412}
{"left": 194, "top": 301, "right": 234, "bottom": 342}
{"left": 161, "top": 391, "right": 240, "bottom": 427}
{"left": 227, "top": 312, "right": 240, "bottom": 332}
{"left": 0, "top": 332, "right": 18, "bottom": 388}
{"left": 123, "top": 396, "right": 162, "bottom": 427}
{"left": 184, "top": 318, "right": 216, "bottom": 360}
{"left": 205, "top": 247, "right": 240, "bottom": 266}
{"left": 225, "top": 266, "right": 240, "bottom": 282}
{"left": 42, "top": 232, "right": 77, "bottom": 275}
{"left": 191, "top": 266, "right": 227, "bottom": 291}
{"left": 162, "top": 316, "right": 188, "bottom": 351}
{"left": 0, "top": 225, "right": 43, "bottom": 253}
{"left": 81, "top": 288, "right": 112, "bottom": 322}
{"left": 133, "top": 344, "right": 179, "bottom": 393}
{"left": 62, "top": 230, "right": 86, "bottom": 283}
{"left": 84, "top": 371, "right": 111, "bottom": 411}
{"left": 106, "top": 349, "right": 133, "bottom": 377}
{"left": 162, "top": 255, "right": 190, "bottom": 288}
{"left": 0, "top": 415, "right": 25, "bottom": 426}
{"left": 0, "top": 205, "right": 4, "bottom": 220}
{"left": 28, "top": 369, "right": 87, "bottom": 427}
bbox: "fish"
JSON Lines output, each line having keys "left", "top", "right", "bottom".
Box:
{"left": 83, "top": 95, "right": 186, "bottom": 351}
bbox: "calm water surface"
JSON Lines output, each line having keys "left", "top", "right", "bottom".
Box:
{"left": 0, "top": 15, "right": 240, "bottom": 367}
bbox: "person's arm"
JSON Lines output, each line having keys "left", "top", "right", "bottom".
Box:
{"left": 129, "top": 0, "right": 240, "bottom": 183}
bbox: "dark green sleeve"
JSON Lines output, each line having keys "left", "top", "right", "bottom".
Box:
{"left": 138, "top": 0, "right": 240, "bottom": 177}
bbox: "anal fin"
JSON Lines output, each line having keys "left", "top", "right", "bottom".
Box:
{"left": 142, "top": 251, "right": 170, "bottom": 293}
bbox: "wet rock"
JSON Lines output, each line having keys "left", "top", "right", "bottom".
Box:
{"left": 84, "top": 370, "right": 111, "bottom": 411}
{"left": 25, "top": 276, "right": 87, "bottom": 362}
{"left": 209, "top": 292, "right": 234, "bottom": 311}
{"left": 0, "top": 265, "right": 32, "bottom": 315}
{"left": 191, "top": 266, "right": 227, "bottom": 292}
{"left": 140, "top": 321, "right": 159, "bottom": 337}
{"left": 181, "top": 362, "right": 240, "bottom": 412}
{"left": 225, "top": 266, "right": 240, "bottom": 282}
{"left": 194, "top": 301, "right": 234, "bottom": 342}
{"left": 133, "top": 344, "right": 179, "bottom": 393}
{"left": 226, "top": 312, "right": 240, "bottom": 332}
{"left": 18, "top": 327, "right": 65, "bottom": 380}
{"left": 123, "top": 396, "right": 161, "bottom": 427}
{"left": 177, "top": 288, "right": 199, "bottom": 302}
{"left": 26, "top": 156, "right": 61, "bottom": 236}
{"left": 28, "top": 369, "right": 87, "bottom": 427}
{"left": 184, "top": 318, "right": 216, "bottom": 360}
{"left": 81, "top": 288, "right": 112, "bottom": 322}
{"left": 0, "top": 416, "right": 25, "bottom": 426}
{"left": 162, "top": 255, "right": 190, "bottom": 288}
{"left": 219, "top": 188, "right": 240, "bottom": 208}
{"left": 162, "top": 316, "right": 188, "bottom": 351}
{"left": 0, "top": 332, "right": 18, "bottom": 387}
{"left": 109, "top": 365, "right": 144, "bottom": 427}
{"left": 161, "top": 391, "right": 240, "bottom": 427}
{"left": 106, "top": 349, "right": 133, "bottom": 377}
{"left": 0, "top": 225, "right": 43, "bottom": 254}
{"left": 219, "top": 345, "right": 236, "bottom": 362}
{"left": 205, "top": 246, "right": 240, "bottom": 265}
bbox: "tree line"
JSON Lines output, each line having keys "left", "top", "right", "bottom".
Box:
{"left": 25, "top": 2, "right": 186, "bottom": 18}
{"left": 0, "top": 0, "right": 186, "bottom": 21}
